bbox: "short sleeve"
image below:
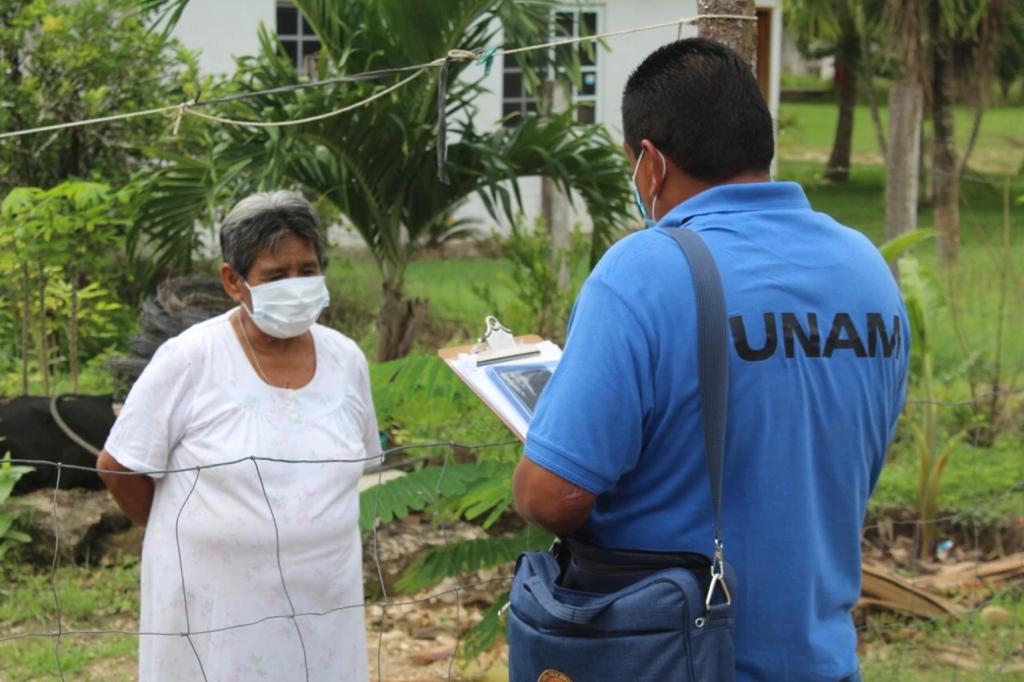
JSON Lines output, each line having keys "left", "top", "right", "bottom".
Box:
{"left": 524, "top": 277, "right": 650, "bottom": 494}
{"left": 103, "top": 337, "right": 196, "bottom": 478}
{"left": 354, "top": 351, "right": 383, "bottom": 470}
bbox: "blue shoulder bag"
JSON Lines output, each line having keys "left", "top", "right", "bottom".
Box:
{"left": 507, "top": 227, "right": 735, "bottom": 682}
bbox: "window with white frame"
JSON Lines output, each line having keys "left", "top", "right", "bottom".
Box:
{"left": 276, "top": 2, "right": 320, "bottom": 74}
{"left": 502, "top": 8, "right": 600, "bottom": 126}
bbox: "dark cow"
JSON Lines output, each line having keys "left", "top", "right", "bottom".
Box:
{"left": 0, "top": 394, "right": 116, "bottom": 494}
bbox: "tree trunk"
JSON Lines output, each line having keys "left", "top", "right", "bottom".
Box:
{"left": 541, "top": 79, "right": 571, "bottom": 293}
{"left": 377, "top": 267, "right": 427, "bottom": 362}
{"left": 860, "top": 30, "right": 887, "bottom": 158}
{"left": 824, "top": 63, "right": 857, "bottom": 183}
{"left": 884, "top": 79, "right": 923, "bottom": 246}
{"left": 931, "top": 27, "right": 960, "bottom": 266}
{"left": 697, "top": 0, "right": 757, "bottom": 67}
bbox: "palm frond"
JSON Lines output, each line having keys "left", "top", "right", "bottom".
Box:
{"left": 371, "top": 354, "right": 464, "bottom": 402}
{"left": 130, "top": 143, "right": 263, "bottom": 291}
{"left": 461, "top": 111, "right": 633, "bottom": 265}
{"left": 878, "top": 228, "right": 935, "bottom": 262}
{"left": 359, "top": 462, "right": 510, "bottom": 531}
{"left": 395, "top": 527, "right": 553, "bottom": 593}
{"left": 137, "top": 0, "right": 190, "bottom": 36}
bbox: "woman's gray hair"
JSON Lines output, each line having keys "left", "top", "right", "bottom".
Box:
{"left": 219, "top": 190, "right": 325, "bottom": 277}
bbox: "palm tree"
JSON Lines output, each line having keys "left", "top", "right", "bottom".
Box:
{"left": 136, "top": 0, "right": 633, "bottom": 360}
{"left": 883, "top": 0, "right": 1019, "bottom": 263}
{"left": 786, "top": 0, "right": 886, "bottom": 182}
{"left": 928, "top": 0, "right": 1014, "bottom": 266}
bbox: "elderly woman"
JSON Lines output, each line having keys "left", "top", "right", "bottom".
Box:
{"left": 97, "top": 191, "right": 380, "bottom": 681}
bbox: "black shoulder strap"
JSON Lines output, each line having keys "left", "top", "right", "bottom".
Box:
{"left": 659, "top": 227, "right": 729, "bottom": 554}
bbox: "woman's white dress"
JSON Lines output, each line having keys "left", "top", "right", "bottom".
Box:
{"left": 105, "top": 311, "right": 381, "bottom": 681}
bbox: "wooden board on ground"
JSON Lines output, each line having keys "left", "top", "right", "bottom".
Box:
{"left": 911, "top": 551, "right": 1024, "bottom": 591}
{"left": 860, "top": 563, "right": 966, "bottom": 618}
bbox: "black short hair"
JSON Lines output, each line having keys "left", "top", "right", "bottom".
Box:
{"left": 622, "top": 38, "right": 774, "bottom": 183}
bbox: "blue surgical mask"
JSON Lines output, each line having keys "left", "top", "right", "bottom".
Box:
{"left": 631, "top": 148, "right": 664, "bottom": 228}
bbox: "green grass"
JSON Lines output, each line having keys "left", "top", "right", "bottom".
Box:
{"left": 324, "top": 253, "right": 527, "bottom": 358}
{"left": 325, "top": 246, "right": 589, "bottom": 357}
{"left": 778, "top": 103, "right": 1024, "bottom": 176}
{"left": 780, "top": 71, "right": 831, "bottom": 91}
{"left": 0, "top": 563, "right": 139, "bottom": 680}
{"left": 871, "top": 435, "right": 1024, "bottom": 522}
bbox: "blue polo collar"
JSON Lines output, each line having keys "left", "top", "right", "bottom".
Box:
{"left": 659, "top": 181, "right": 811, "bottom": 228}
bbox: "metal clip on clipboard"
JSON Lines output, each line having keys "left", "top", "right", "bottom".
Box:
{"left": 475, "top": 316, "right": 541, "bottom": 366}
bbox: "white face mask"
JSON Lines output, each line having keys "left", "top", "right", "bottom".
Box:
{"left": 242, "top": 275, "right": 329, "bottom": 339}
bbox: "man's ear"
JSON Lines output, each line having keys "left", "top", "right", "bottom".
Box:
{"left": 220, "top": 263, "right": 245, "bottom": 304}
{"left": 638, "top": 139, "right": 667, "bottom": 196}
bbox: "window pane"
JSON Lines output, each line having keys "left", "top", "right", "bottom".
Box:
{"left": 525, "top": 100, "right": 537, "bottom": 114}
{"left": 503, "top": 72, "right": 523, "bottom": 99}
{"left": 503, "top": 102, "right": 522, "bottom": 125}
{"left": 582, "top": 12, "right": 598, "bottom": 36}
{"left": 281, "top": 39, "right": 298, "bottom": 66}
{"left": 301, "top": 14, "right": 313, "bottom": 35}
{"left": 556, "top": 43, "right": 573, "bottom": 66}
{"left": 306, "top": 40, "right": 321, "bottom": 57}
{"left": 554, "top": 12, "right": 573, "bottom": 36}
{"left": 581, "top": 71, "right": 597, "bottom": 96}
{"left": 576, "top": 104, "right": 595, "bottom": 124}
{"left": 277, "top": 7, "right": 297, "bottom": 35}
{"left": 579, "top": 43, "right": 596, "bottom": 67}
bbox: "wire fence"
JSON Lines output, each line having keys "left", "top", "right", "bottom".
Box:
{"left": 0, "top": 441, "right": 509, "bottom": 681}
{"left": 1, "top": 377, "right": 1022, "bottom": 681}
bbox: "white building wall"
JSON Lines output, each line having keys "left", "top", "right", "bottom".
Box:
{"left": 171, "top": 1, "right": 782, "bottom": 244}
{"left": 172, "top": 0, "right": 275, "bottom": 75}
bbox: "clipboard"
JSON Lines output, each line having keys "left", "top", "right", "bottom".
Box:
{"left": 439, "top": 333, "right": 562, "bottom": 442}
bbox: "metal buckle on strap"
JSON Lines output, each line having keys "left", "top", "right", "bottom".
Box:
{"left": 705, "top": 538, "right": 732, "bottom": 612}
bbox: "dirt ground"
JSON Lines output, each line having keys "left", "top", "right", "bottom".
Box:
{"left": 362, "top": 515, "right": 513, "bottom": 681}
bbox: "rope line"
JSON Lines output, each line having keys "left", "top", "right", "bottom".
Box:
{"left": 501, "top": 13, "right": 756, "bottom": 57}
{"left": 0, "top": 13, "right": 756, "bottom": 141}
{"left": 183, "top": 68, "right": 428, "bottom": 129}
{"left": 0, "top": 104, "right": 185, "bottom": 141}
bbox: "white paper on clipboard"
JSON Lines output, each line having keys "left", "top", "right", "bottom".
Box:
{"left": 439, "top": 338, "right": 562, "bottom": 442}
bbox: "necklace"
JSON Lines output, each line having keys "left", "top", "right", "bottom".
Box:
{"left": 236, "top": 312, "right": 275, "bottom": 386}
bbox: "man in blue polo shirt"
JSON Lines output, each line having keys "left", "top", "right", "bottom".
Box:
{"left": 513, "top": 38, "right": 909, "bottom": 681}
